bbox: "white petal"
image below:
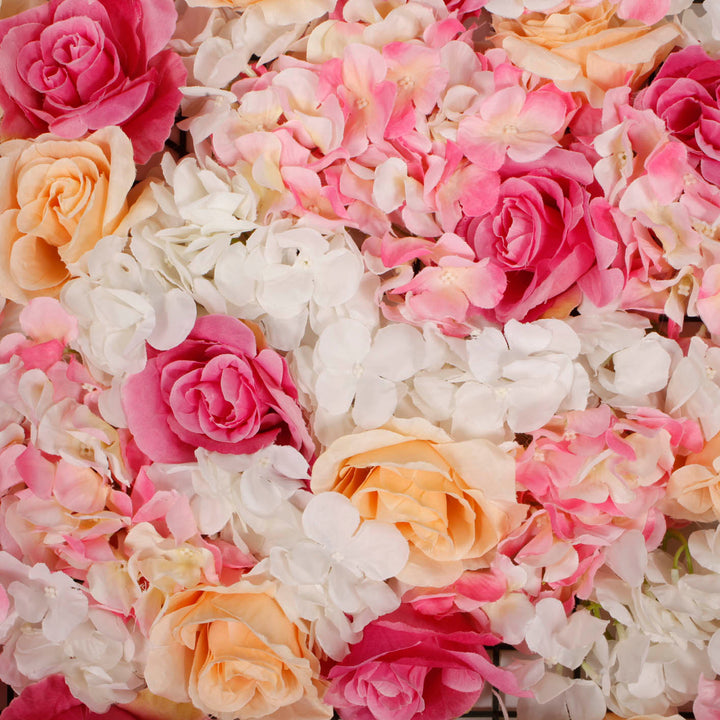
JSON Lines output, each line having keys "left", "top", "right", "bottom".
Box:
{"left": 316, "top": 318, "right": 370, "bottom": 369}
{"left": 303, "top": 492, "right": 360, "bottom": 550}
{"left": 314, "top": 250, "right": 363, "bottom": 307}
{"left": 316, "top": 369, "right": 356, "bottom": 415}
{"left": 344, "top": 520, "right": 409, "bottom": 580}
{"left": 147, "top": 288, "right": 197, "bottom": 350}
{"left": 352, "top": 374, "right": 397, "bottom": 428}
{"left": 364, "top": 324, "right": 426, "bottom": 382}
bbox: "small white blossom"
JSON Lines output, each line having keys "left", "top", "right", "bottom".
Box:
{"left": 215, "top": 221, "right": 367, "bottom": 350}
{"left": 131, "top": 154, "right": 258, "bottom": 313}
{"left": 62, "top": 236, "right": 196, "bottom": 380}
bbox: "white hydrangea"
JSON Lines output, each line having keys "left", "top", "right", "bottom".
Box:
{"left": 461, "top": 319, "right": 590, "bottom": 436}
{"left": 584, "top": 539, "right": 720, "bottom": 717}
{"left": 569, "top": 310, "right": 680, "bottom": 408}
{"left": 130, "top": 153, "right": 258, "bottom": 313}
{"left": 401, "top": 319, "right": 589, "bottom": 444}
{"left": 215, "top": 221, "right": 370, "bottom": 351}
{"left": 146, "top": 446, "right": 309, "bottom": 548}
{"left": 257, "top": 492, "right": 408, "bottom": 659}
{"left": 0, "top": 553, "right": 144, "bottom": 711}
{"left": 8, "top": 607, "right": 145, "bottom": 712}
{"left": 62, "top": 236, "right": 197, "bottom": 380}
{"left": 515, "top": 597, "right": 608, "bottom": 720}
{"left": 293, "top": 317, "right": 432, "bottom": 443}
{"left": 192, "top": 2, "right": 333, "bottom": 88}
{"left": 665, "top": 335, "right": 720, "bottom": 440}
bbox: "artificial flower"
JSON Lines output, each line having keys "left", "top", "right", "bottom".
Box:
{"left": 0, "top": 128, "right": 154, "bottom": 304}
{"left": 311, "top": 416, "right": 527, "bottom": 585}
{"left": 144, "top": 579, "right": 331, "bottom": 720}
{"left": 121, "top": 314, "right": 314, "bottom": 463}
{"left": 492, "top": 2, "right": 681, "bottom": 107}
{"left": 0, "top": 0, "right": 186, "bottom": 162}
{"left": 326, "top": 601, "right": 528, "bottom": 720}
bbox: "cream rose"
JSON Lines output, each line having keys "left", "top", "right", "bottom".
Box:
{"left": 145, "top": 579, "right": 331, "bottom": 720}
{"left": 663, "top": 431, "right": 720, "bottom": 522}
{"left": 0, "top": 126, "right": 154, "bottom": 303}
{"left": 311, "top": 417, "right": 527, "bottom": 586}
{"left": 492, "top": 1, "right": 682, "bottom": 107}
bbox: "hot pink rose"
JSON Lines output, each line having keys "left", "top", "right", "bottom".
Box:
{"left": 325, "top": 603, "right": 527, "bottom": 720}
{"left": 0, "top": 0, "right": 185, "bottom": 163}
{"left": 0, "top": 675, "right": 208, "bottom": 720}
{"left": 122, "top": 315, "right": 313, "bottom": 464}
{"left": 459, "top": 148, "right": 619, "bottom": 323}
{"left": 0, "top": 675, "right": 138, "bottom": 720}
{"left": 635, "top": 46, "right": 720, "bottom": 186}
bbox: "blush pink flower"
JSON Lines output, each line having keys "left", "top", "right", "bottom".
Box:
{"left": 459, "top": 148, "right": 620, "bottom": 322}
{"left": 325, "top": 602, "right": 528, "bottom": 720}
{"left": 635, "top": 46, "right": 720, "bottom": 186}
{"left": 122, "top": 315, "right": 314, "bottom": 464}
{"left": 458, "top": 84, "right": 572, "bottom": 169}
{"left": 0, "top": 0, "right": 186, "bottom": 163}
{"left": 516, "top": 405, "right": 702, "bottom": 552}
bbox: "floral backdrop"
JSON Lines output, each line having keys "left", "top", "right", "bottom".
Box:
{"left": 0, "top": 0, "right": 718, "bottom": 719}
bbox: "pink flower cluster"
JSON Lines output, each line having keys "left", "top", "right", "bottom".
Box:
{"left": 0, "top": 1, "right": 720, "bottom": 720}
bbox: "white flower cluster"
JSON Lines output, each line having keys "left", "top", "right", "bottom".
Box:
{"left": 0, "top": 553, "right": 145, "bottom": 712}
{"left": 583, "top": 527, "right": 720, "bottom": 717}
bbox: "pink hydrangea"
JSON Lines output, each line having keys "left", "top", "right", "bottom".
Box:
{"left": 516, "top": 405, "right": 702, "bottom": 552}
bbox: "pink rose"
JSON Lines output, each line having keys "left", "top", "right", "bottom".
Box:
{"left": 0, "top": 675, "right": 209, "bottom": 720}
{"left": 325, "top": 603, "right": 527, "bottom": 720}
{"left": 122, "top": 315, "right": 313, "bottom": 464}
{"left": 0, "top": 675, "right": 138, "bottom": 720}
{"left": 0, "top": 0, "right": 185, "bottom": 163}
{"left": 459, "top": 148, "right": 618, "bottom": 323}
{"left": 635, "top": 46, "right": 720, "bottom": 186}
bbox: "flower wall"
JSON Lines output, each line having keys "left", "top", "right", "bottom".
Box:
{"left": 0, "top": 1, "right": 718, "bottom": 719}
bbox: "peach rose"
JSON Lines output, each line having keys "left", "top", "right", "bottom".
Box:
{"left": 145, "top": 579, "right": 331, "bottom": 720}
{"left": 0, "top": 126, "right": 154, "bottom": 303}
{"left": 311, "top": 417, "right": 527, "bottom": 586}
{"left": 663, "top": 431, "right": 720, "bottom": 522}
{"left": 492, "top": 1, "right": 682, "bottom": 107}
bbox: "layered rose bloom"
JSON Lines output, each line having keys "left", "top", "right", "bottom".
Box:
{"left": 459, "top": 149, "right": 619, "bottom": 323}
{"left": 492, "top": 1, "right": 681, "bottom": 107}
{"left": 122, "top": 315, "right": 314, "bottom": 463}
{"left": 144, "top": 580, "right": 331, "bottom": 720}
{"left": 311, "top": 417, "right": 527, "bottom": 586}
{"left": 325, "top": 602, "right": 527, "bottom": 720}
{"left": 635, "top": 46, "right": 720, "bottom": 185}
{"left": 0, "top": 0, "right": 186, "bottom": 162}
{"left": 0, "top": 128, "right": 154, "bottom": 303}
